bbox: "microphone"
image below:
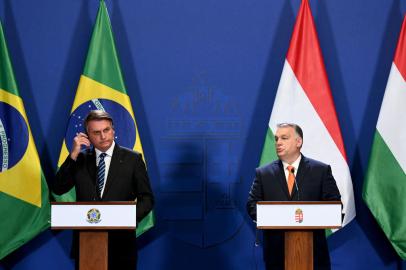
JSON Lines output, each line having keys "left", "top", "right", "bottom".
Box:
{"left": 255, "top": 221, "right": 260, "bottom": 246}
{"left": 290, "top": 167, "right": 300, "bottom": 201}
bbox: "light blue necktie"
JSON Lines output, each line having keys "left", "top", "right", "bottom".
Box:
{"left": 97, "top": 153, "right": 107, "bottom": 197}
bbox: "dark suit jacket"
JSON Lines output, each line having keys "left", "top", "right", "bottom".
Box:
{"left": 53, "top": 143, "right": 154, "bottom": 264}
{"left": 247, "top": 155, "right": 341, "bottom": 270}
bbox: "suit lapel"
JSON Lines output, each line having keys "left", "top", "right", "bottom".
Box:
{"left": 275, "top": 160, "right": 291, "bottom": 199}
{"left": 102, "top": 144, "right": 121, "bottom": 199}
{"left": 294, "top": 155, "right": 309, "bottom": 200}
{"left": 86, "top": 149, "right": 97, "bottom": 185}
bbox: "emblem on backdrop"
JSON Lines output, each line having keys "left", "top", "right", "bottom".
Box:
{"left": 161, "top": 77, "right": 244, "bottom": 247}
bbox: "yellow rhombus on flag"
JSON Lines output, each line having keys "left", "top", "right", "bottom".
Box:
{"left": 0, "top": 20, "right": 50, "bottom": 260}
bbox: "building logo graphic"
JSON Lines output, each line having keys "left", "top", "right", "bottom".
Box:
{"left": 161, "top": 81, "right": 244, "bottom": 248}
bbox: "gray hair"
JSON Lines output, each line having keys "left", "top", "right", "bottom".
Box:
{"left": 276, "top": 123, "right": 303, "bottom": 140}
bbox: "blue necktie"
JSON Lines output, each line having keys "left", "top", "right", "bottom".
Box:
{"left": 97, "top": 153, "right": 107, "bottom": 197}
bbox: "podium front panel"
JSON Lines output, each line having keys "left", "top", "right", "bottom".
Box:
{"left": 51, "top": 202, "right": 136, "bottom": 229}
{"left": 257, "top": 201, "right": 341, "bottom": 229}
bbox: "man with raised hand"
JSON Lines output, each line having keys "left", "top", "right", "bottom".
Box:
{"left": 53, "top": 110, "right": 154, "bottom": 270}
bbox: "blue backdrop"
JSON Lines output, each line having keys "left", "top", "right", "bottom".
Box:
{"left": 0, "top": 0, "right": 405, "bottom": 269}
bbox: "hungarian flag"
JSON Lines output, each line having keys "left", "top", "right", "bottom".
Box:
{"left": 260, "top": 0, "right": 356, "bottom": 227}
{"left": 0, "top": 21, "right": 50, "bottom": 259}
{"left": 55, "top": 0, "right": 154, "bottom": 237}
{"left": 363, "top": 15, "right": 406, "bottom": 259}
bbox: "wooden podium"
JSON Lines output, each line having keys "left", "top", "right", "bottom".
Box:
{"left": 51, "top": 202, "right": 136, "bottom": 270}
{"left": 256, "top": 201, "right": 341, "bottom": 270}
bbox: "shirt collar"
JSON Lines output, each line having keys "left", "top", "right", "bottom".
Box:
{"left": 95, "top": 141, "right": 115, "bottom": 158}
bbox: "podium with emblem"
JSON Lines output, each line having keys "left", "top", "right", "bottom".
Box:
{"left": 51, "top": 201, "right": 136, "bottom": 270}
{"left": 256, "top": 201, "right": 341, "bottom": 270}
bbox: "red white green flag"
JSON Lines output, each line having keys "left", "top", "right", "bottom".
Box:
{"left": 260, "top": 0, "right": 356, "bottom": 227}
{"left": 363, "top": 15, "right": 406, "bottom": 259}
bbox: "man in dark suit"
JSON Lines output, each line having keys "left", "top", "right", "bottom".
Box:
{"left": 247, "top": 123, "right": 341, "bottom": 270}
{"left": 53, "top": 110, "right": 154, "bottom": 270}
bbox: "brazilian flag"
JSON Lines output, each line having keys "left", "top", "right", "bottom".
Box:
{"left": 55, "top": 0, "right": 154, "bottom": 237}
{"left": 0, "top": 21, "right": 50, "bottom": 259}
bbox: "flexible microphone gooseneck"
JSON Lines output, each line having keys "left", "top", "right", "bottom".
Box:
{"left": 290, "top": 167, "right": 300, "bottom": 201}
{"left": 255, "top": 223, "right": 259, "bottom": 247}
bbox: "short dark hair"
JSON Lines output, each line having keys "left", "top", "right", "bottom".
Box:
{"left": 84, "top": 110, "right": 114, "bottom": 131}
{"left": 276, "top": 123, "right": 303, "bottom": 140}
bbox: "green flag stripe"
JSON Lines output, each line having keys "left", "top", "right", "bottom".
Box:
{"left": 0, "top": 172, "right": 49, "bottom": 260}
{"left": 136, "top": 210, "right": 155, "bottom": 237}
{"left": 83, "top": 0, "right": 126, "bottom": 94}
{"left": 52, "top": 186, "right": 75, "bottom": 202}
{"left": 363, "top": 130, "right": 406, "bottom": 259}
{"left": 259, "top": 128, "right": 278, "bottom": 166}
{"left": 0, "top": 22, "right": 18, "bottom": 95}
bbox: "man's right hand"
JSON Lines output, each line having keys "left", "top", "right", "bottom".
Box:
{"left": 70, "top": 132, "right": 91, "bottom": 161}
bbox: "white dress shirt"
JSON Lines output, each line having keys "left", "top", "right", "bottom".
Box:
{"left": 95, "top": 141, "right": 115, "bottom": 197}
{"left": 281, "top": 154, "right": 301, "bottom": 184}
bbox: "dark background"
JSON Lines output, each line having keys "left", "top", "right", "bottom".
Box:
{"left": 0, "top": 0, "right": 405, "bottom": 269}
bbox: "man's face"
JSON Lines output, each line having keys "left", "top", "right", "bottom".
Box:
{"left": 86, "top": 119, "right": 115, "bottom": 152}
{"left": 274, "top": 126, "right": 302, "bottom": 163}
